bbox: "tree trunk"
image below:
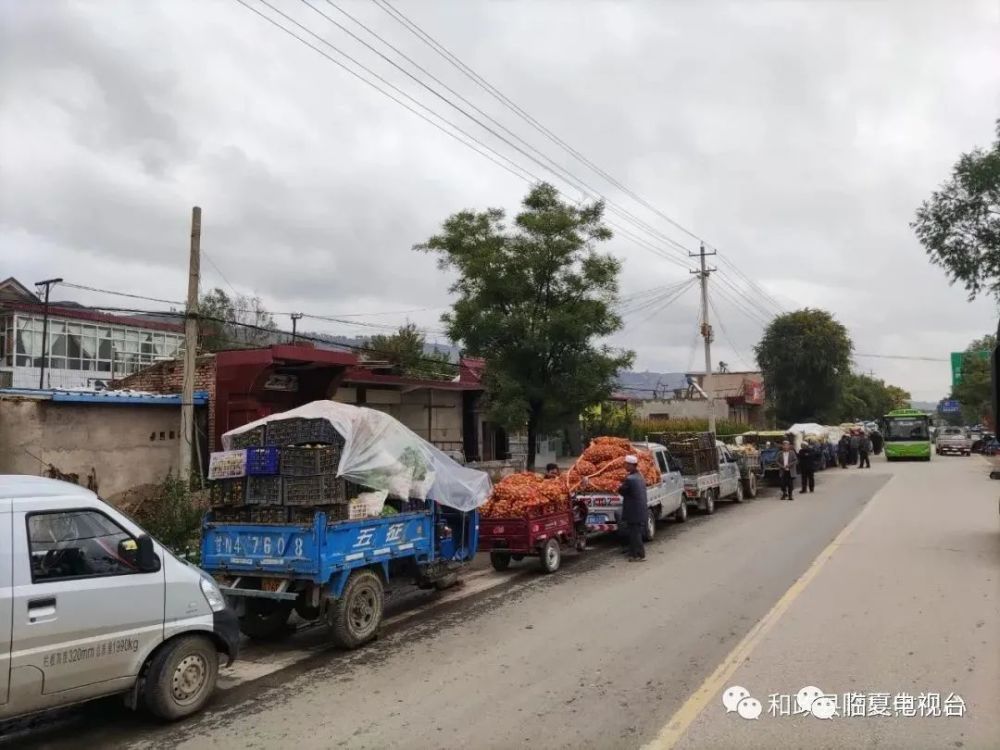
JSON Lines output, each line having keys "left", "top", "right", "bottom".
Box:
{"left": 526, "top": 407, "right": 540, "bottom": 470}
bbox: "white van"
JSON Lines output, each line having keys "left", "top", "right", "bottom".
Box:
{"left": 1, "top": 476, "right": 239, "bottom": 721}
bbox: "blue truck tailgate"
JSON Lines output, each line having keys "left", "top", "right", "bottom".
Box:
{"left": 202, "top": 511, "right": 436, "bottom": 582}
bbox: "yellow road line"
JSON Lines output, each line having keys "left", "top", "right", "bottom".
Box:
{"left": 642, "top": 477, "right": 892, "bottom": 750}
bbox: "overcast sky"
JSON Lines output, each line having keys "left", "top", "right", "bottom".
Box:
{"left": 2, "top": 0, "right": 999, "bottom": 401}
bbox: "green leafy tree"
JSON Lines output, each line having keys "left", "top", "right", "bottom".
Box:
{"left": 950, "top": 334, "right": 996, "bottom": 424}
{"left": 417, "top": 183, "right": 634, "bottom": 467}
{"left": 835, "top": 373, "right": 911, "bottom": 422}
{"left": 912, "top": 119, "right": 1000, "bottom": 300}
{"left": 754, "top": 309, "right": 853, "bottom": 424}
{"left": 364, "top": 322, "right": 452, "bottom": 379}
{"left": 198, "top": 287, "right": 277, "bottom": 351}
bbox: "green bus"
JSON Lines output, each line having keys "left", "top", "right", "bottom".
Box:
{"left": 882, "top": 409, "right": 932, "bottom": 461}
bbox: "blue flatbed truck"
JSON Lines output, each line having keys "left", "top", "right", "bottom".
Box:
{"left": 201, "top": 502, "right": 478, "bottom": 648}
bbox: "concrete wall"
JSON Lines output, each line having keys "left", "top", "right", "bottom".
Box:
{"left": 333, "top": 387, "right": 466, "bottom": 451}
{"left": 0, "top": 397, "right": 194, "bottom": 502}
{"left": 115, "top": 355, "right": 217, "bottom": 448}
{"left": 634, "top": 398, "right": 732, "bottom": 422}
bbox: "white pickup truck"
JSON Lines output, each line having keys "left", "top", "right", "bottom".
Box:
{"left": 682, "top": 442, "right": 744, "bottom": 514}
{"left": 576, "top": 442, "right": 685, "bottom": 542}
{"left": 935, "top": 427, "right": 971, "bottom": 456}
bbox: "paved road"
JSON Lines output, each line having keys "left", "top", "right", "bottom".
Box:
{"left": 4, "top": 457, "right": 996, "bottom": 750}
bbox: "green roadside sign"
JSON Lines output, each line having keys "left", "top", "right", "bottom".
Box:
{"left": 951, "top": 350, "right": 990, "bottom": 386}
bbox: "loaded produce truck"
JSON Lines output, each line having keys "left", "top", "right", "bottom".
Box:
{"left": 478, "top": 472, "right": 583, "bottom": 574}
{"left": 201, "top": 401, "right": 490, "bottom": 649}
{"left": 652, "top": 433, "right": 743, "bottom": 514}
{"left": 565, "top": 437, "right": 685, "bottom": 542}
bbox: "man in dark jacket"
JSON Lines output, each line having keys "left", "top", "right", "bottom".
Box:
{"left": 618, "top": 455, "right": 648, "bottom": 562}
{"left": 798, "top": 442, "right": 816, "bottom": 494}
{"left": 870, "top": 430, "right": 884, "bottom": 456}
{"left": 838, "top": 435, "right": 851, "bottom": 468}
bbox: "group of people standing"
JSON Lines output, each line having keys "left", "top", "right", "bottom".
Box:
{"left": 775, "top": 439, "right": 823, "bottom": 500}
{"left": 775, "top": 428, "right": 882, "bottom": 500}
{"left": 836, "top": 429, "right": 881, "bottom": 469}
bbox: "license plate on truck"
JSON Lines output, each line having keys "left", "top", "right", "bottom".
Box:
{"left": 587, "top": 514, "right": 609, "bottom": 525}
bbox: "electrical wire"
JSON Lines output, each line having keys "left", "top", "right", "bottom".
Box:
{"left": 236, "top": 0, "right": 701, "bottom": 273}
{"left": 201, "top": 249, "right": 242, "bottom": 301}
{"left": 58, "top": 282, "right": 182, "bottom": 307}
{"left": 629, "top": 279, "right": 697, "bottom": 328}
{"left": 370, "top": 0, "right": 704, "bottom": 246}
{"left": 707, "top": 294, "right": 753, "bottom": 370}
{"left": 370, "top": 0, "right": 785, "bottom": 296}
{"left": 619, "top": 279, "right": 694, "bottom": 319}
{"left": 716, "top": 254, "right": 785, "bottom": 311}
{"left": 304, "top": 0, "right": 706, "bottom": 266}
{"left": 711, "top": 282, "right": 772, "bottom": 329}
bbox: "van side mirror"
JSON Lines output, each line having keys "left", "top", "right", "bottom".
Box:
{"left": 136, "top": 534, "right": 159, "bottom": 573}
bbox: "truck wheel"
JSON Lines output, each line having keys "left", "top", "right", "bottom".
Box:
{"left": 734, "top": 479, "right": 745, "bottom": 503}
{"left": 642, "top": 509, "right": 656, "bottom": 542}
{"left": 490, "top": 552, "right": 511, "bottom": 571}
{"left": 239, "top": 599, "right": 293, "bottom": 640}
{"left": 143, "top": 635, "right": 219, "bottom": 721}
{"left": 703, "top": 490, "right": 716, "bottom": 515}
{"left": 329, "top": 569, "right": 384, "bottom": 649}
{"left": 745, "top": 474, "right": 758, "bottom": 499}
{"left": 673, "top": 500, "right": 688, "bottom": 523}
{"left": 539, "top": 538, "right": 561, "bottom": 574}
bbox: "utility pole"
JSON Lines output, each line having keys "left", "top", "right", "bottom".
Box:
{"left": 180, "top": 207, "right": 201, "bottom": 483}
{"left": 35, "top": 277, "right": 63, "bottom": 389}
{"left": 690, "top": 243, "right": 717, "bottom": 434}
{"left": 290, "top": 313, "right": 303, "bottom": 343}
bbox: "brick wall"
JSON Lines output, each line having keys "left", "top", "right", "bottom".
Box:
{"left": 113, "top": 355, "right": 218, "bottom": 449}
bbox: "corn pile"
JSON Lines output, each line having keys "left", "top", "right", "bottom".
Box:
{"left": 480, "top": 472, "right": 570, "bottom": 519}
{"left": 568, "top": 436, "right": 660, "bottom": 492}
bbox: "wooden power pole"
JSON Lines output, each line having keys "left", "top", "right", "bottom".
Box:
{"left": 180, "top": 206, "right": 201, "bottom": 482}
{"left": 690, "top": 243, "right": 718, "bottom": 434}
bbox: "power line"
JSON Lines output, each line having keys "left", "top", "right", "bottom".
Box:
{"left": 707, "top": 294, "right": 753, "bottom": 370}
{"left": 237, "top": 0, "right": 699, "bottom": 275}
{"left": 619, "top": 279, "right": 695, "bottom": 320}
{"left": 201, "top": 249, "right": 241, "bottom": 300}
{"left": 233, "top": 0, "right": 547, "bottom": 191}
{"left": 629, "top": 279, "right": 697, "bottom": 328}
{"left": 710, "top": 282, "right": 771, "bottom": 329}
{"left": 370, "top": 0, "right": 704, "bottom": 246}
{"left": 371, "top": 0, "right": 783, "bottom": 300}
{"left": 58, "top": 282, "right": 182, "bottom": 307}
{"left": 265, "top": 0, "right": 704, "bottom": 271}
{"left": 854, "top": 353, "right": 950, "bottom": 363}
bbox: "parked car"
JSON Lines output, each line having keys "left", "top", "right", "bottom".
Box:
{"left": 0, "top": 475, "right": 239, "bottom": 722}
{"left": 577, "top": 441, "right": 685, "bottom": 539}
{"left": 935, "top": 427, "right": 972, "bottom": 456}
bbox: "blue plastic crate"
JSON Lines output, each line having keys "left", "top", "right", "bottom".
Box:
{"left": 246, "top": 446, "right": 280, "bottom": 476}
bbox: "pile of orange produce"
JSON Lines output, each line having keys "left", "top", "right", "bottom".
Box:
{"left": 480, "top": 472, "right": 571, "bottom": 519}
{"left": 567, "top": 436, "right": 661, "bottom": 493}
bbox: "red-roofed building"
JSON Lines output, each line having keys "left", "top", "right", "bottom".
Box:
{"left": 115, "top": 345, "right": 507, "bottom": 463}
{"left": 0, "top": 277, "right": 185, "bottom": 390}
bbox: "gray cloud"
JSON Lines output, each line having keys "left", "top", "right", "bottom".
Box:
{"left": 2, "top": 0, "right": 999, "bottom": 401}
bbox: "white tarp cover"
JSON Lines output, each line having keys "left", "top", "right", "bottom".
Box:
{"left": 786, "top": 423, "right": 824, "bottom": 441}
{"left": 221, "top": 401, "right": 492, "bottom": 512}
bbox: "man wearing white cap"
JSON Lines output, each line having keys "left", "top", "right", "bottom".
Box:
{"left": 619, "top": 454, "right": 648, "bottom": 562}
